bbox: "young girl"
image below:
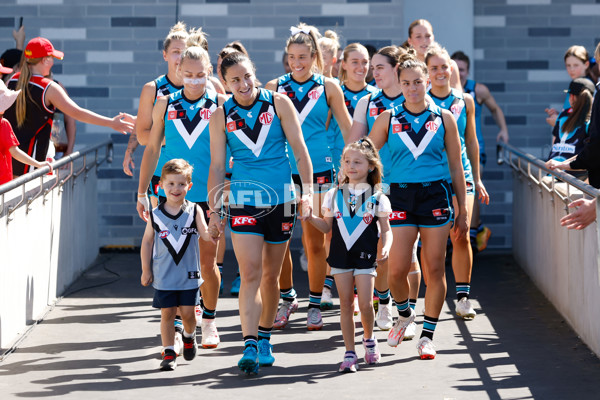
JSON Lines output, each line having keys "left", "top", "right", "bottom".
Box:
{"left": 0, "top": 77, "right": 52, "bottom": 184}
{"left": 426, "top": 43, "right": 489, "bottom": 320}
{"left": 266, "top": 23, "right": 351, "bottom": 331}
{"left": 548, "top": 43, "right": 600, "bottom": 188}
{"left": 137, "top": 43, "right": 228, "bottom": 350}
{"left": 545, "top": 46, "right": 593, "bottom": 127}
{"left": 304, "top": 137, "right": 392, "bottom": 373}
{"left": 546, "top": 77, "right": 595, "bottom": 179}
{"left": 369, "top": 51, "right": 468, "bottom": 360}
{"left": 6, "top": 37, "right": 133, "bottom": 176}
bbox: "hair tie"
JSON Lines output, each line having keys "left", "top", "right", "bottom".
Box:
{"left": 290, "top": 26, "right": 311, "bottom": 36}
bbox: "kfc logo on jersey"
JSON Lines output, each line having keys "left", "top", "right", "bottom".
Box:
{"left": 392, "top": 124, "right": 402, "bottom": 134}
{"left": 168, "top": 110, "right": 186, "bottom": 120}
{"left": 159, "top": 230, "right": 170, "bottom": 239}
{"left": 227, "top": 119, "right": 247, "bottom": 132}
{"left": 317, "top": 176, "right": 329, "bottom": 184}
{"left": 199, "top": 108, "right": 212, "bottom": 120}
{"left": 308, "top": 89, "right": 321, "bottom": 100}
{"left": 389, "top": 211, "right": 406, "bottom": 221}
{"left": 425, "top": 121, "right": 440, "bottom": 132}
{"left": 363, "top": 214, "right": 373, "bottom": 225}
{"left": 232, "top": 216, "right": 257, "bottom": 227}
{"left": 281, "top": 222, "right": 292, "bottom": 232}
{"left": 335, "top": 211, "right": 342, "bottom": 219}
{"left": 259, "top": 112, "right": 274, "bottom": 125}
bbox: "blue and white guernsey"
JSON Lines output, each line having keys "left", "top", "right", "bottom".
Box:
{"left": 548, "top": 107, "right": 590, "bottom": 162}
{"left": 161, "top": 88, "right": 218, "bottom": 203}
{"left": 223, "top": 88, "right": 295, "bottom": 206}
{"left": 277, "top": 73, "right": 332, "bottom": 174}
{"left": 366, "top": 90, "right": 405, "bottom": 184}
{"left": 387, "top": 102, "right": 448, "bottom": 183}
{"left": 324, "top": 186, "right": 390, "bottom": 269}
{"left": 153, "top": 75, "right": 183, "bottom": 182}
{"left": 150, "top": 200, "right": 202, "bottom": 291}
{"left": 329, "top": 83, "right": 378, "bottom": 170}
{"left": 429, "top": 88, "right": 473, "bottom": 184}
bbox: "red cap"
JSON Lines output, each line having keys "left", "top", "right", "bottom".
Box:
{"left": 24, "top": 37, "right": 64, "bottom": 60}
{"left": 0, "top": 62, "right": 12, "bottom": 75}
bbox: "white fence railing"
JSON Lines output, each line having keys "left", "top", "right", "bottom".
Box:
{"left": 498, "top": 142, "right": 600, "bottom": 357}
{"left": 0, "top": 140, "right": 113, "bottom": 353}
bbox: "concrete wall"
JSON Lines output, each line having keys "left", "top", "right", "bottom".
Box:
{"left": 0, "top": 165, "right": 99, "bottom": 349}
{"left": 512, "top": 175, "right": 600, "bottom": 356}
{"left": 0, "top": 0, "right": 597, "bottom": 249}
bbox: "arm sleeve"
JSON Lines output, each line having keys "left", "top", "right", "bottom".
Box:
{"left": 352, "top": 96, "right": 369, "bottom": 126}
{"left": 321, "top": 188, "right": 336, "bottom": 217}
{"left": 375, "top": 193, "right": 392, "bottom": 218}
{"left": 0, "top": 120, "right": 19, "bottom": 151}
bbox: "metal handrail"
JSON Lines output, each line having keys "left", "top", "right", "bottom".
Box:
{"left": 0, "top": 140, "right": 113, "bottom": 220}
{"left": 497, "top": 142, "right": 600, "bottom": 203}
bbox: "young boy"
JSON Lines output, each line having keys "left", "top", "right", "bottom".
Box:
{"left": 0, "top": 71, "right": 52, "bottom": 185}
{"left": 140, "top": 158, "right": 214, "bottom": 371}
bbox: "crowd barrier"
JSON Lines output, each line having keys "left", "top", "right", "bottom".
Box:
{"left": 498, "top": 142, "right": 600, "bottom": 356}
{"left": 0, "top": 141, "right": 113, "bottom": 352}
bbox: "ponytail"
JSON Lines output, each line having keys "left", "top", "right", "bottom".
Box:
{"left": 397, "top": 48, "right": 427, "bottom": 79}
{"left": 163, "top": 22, "right": 189, "bottom": 52}
{"left": 187, "top": 27, "right": 208, "bottom": 51}
{"left": 15, "top": 56, "right": 42, "bottom": 128}
{"left": 562, "top": 90, "right": 593, "bottom": 134}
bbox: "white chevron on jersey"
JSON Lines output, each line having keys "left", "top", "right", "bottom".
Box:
{"left": 169, "top": 102, "right": 216, "bottom": 149}
{"left": 152, "top": 208, "right": 195, "bottom": 255}
{"left": 283, "top": 85, "right": 324, "bottom": 125}
{"left": 396, "top": 116, "right": 442, "bottom": 160}
{"left": 332, "top": 192, "right": 377, "bottom": 251}
{"left": 227, "top": 104, "right": 275, "bottom": 157}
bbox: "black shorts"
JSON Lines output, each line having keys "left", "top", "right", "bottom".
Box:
{"left": 148, "top": 175, "right": 161, "bottom": 198}
{"left": 152, "top": 288, "right": 200, "bottom": 309}
{"left": 292, "top": 169, "right": 335, "bottom": 195}
{"left": 388, "top": 180, "right": 453, "bottom": 228}
{"left": 228, "top": 201, "right": 297, "bottom": 244}
{"left": 194, "top": 201, "right": 212, "bottom": 222}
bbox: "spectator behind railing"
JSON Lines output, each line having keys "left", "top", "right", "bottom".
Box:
{"left": 547, "top": 42, "right": 600, "bottom": 189}
{"left": 0, "top": 76, "right": 51, "bottom": 185}
{"left": 544, "top": 45, "right": 596, "bottom": 127}
{"left": 547, "top": 78, "right": 595, "bottom": 180}
{"left": 4, "top": 37, "right": 133, "bottom": 177}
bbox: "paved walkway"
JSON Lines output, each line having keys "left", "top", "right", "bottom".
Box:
{"left": 1, "top": 248, "right": 599, "bottom": 400}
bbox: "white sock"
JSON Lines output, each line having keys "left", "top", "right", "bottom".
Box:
{"left": 183, "top": 330, "right": 195, "bottom": 338}
{"left": 164, "top": 345, "right": 175, "bottom": 351}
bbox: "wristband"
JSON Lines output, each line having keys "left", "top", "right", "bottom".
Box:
{"left": 138, "top": 192, "right": 147, "bottom": 197}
